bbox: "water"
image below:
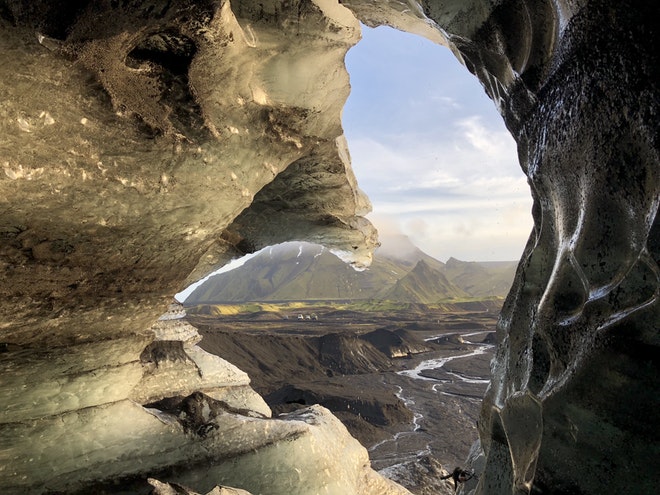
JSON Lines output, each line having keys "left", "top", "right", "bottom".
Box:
{"left": 369, "top": 331, "right": 495, "bottom": 471}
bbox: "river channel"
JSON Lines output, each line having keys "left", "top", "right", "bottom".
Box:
{"left": 368, "top": 330, "right": 495, "bottom": 471}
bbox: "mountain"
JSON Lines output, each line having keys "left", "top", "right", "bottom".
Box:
{"left": 186, "top": 243, "right": 408, "bottom": 303}
{"left": 184, "top": 237, "right": 517, "bottom": 304}
{"left": 374, "top": 234, "right": 445, "bottom": 271}
{"left": 383, "top": 259, "right": 470, "bottom": 303}
{"left": 442, "top": 257, "right": 518, "bottom": 298}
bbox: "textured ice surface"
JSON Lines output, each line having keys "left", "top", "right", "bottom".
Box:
{"left": 0, "top": 1, "right": 657, "bottom": 494}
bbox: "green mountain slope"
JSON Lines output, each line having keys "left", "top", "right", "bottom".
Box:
{"left": 185, "top": 237, "right": 518, "bottom": 304}
{"left": 443, "top": 257, "right": 518, "bottom": 298}
{"left": 186, "top": 243, "right": 408, "bottom": 303}
{"left": 374, "top": 234, "right": 445, "bottom": 272}
{"left": 383, "top": 259, "right": 469, "bottom": 303}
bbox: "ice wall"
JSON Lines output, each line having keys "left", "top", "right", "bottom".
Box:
{"left": 0, "top": 0, "right": 657, "bottom": 493}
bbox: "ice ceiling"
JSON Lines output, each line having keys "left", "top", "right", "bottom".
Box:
{"left": 0, "top": 1, "right": 658, "bottom": 494}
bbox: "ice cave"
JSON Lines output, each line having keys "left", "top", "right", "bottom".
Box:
{"left": 0, "top": 1, "right": 657, "bottom": 494}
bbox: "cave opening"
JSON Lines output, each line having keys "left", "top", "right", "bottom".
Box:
{"left": 178, "top": 26, "right": 533, "bottom": 295}
{"left": 177, "top": 24, "right": 533, "bottom": 473}
{"left": 2, "top": 1, "right": 657, "bottom": 493}
{"left": 343, "top": 24, "right": 532, "bottom": 263}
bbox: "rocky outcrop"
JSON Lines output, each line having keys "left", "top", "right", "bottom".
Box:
{"left": 379, "top": 455, "right": 457, "bottom": 495}
{"left": 361, "top": 328, "right": 431, "bottom": 358}
{"left": 131, "top": 316, "right": 271, "bottom": 416}
{"left": 148, "top": 479, "right": 254, "bottom": 495}
{"left": 0, "top": 0, "right": 658, "bottom": 494}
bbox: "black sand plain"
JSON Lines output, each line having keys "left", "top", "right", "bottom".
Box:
{"left": 187, "top": 303, "right": 498, "bottom": 478}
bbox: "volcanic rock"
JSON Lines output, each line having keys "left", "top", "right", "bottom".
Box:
{"left": 379, "top": 455, "right": 457, "bottom": 495}
{"left": 360, "top": 328, "right": 431, "bottom": 358}
{"left": 148, "top": 478, "right": 254, "bottom": 495}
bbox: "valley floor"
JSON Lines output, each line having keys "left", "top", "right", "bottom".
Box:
{"left": 187, "top": 302, "right": 498, "bottom": 492}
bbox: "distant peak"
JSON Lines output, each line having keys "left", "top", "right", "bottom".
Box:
{"left": 413, "top": 259, "right": 430, "bottom": 269}
{"left": 375, "top": 233, "right": 442, "bottom": 267}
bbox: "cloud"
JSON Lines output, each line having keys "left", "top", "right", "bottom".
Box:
{"left": 367, "top": 200, "right": 532, "bottom": 262}
{"left": 393, "top": 200, "right": 533, "bottom": 261}
{"left": 405, "top": 217, "right": 429, "bottom": 239}
{"left": 455, "top": 116, "right": 517, "bottom": 166}
{"left": 429, "top": 95, "right": 461, "bottom": 109}
{"left": 349, "top": 133, "right": 526, "bottom": 194}
{"left": 342, "top": 25, "right": 533, "bottom": 261}
{"left": 347, "top": 130, "right": 532, "bottom": 261}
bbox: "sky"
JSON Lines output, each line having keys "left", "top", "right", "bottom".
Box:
{"left": 342, "top": 25, "right": 533, "bottom": 262}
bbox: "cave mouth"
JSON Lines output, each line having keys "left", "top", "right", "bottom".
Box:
{"left": 177, "top": 24, "right": 532, "bottom": 295}
{"left": 24, "top": 4, "right": 532, "bottom": 300}
{"left": 175, "top": 24, "right": 532, "bottom": 472}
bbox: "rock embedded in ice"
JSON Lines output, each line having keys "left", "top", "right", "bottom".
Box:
{"left": 0, "top": 401, "right": 410, "bottom": 495}
{"left": 148, "top": 478, "right": 254, "bottom": 495}
{"left": 131, "top": 318, "right": 271, "bottom": 417}
{"left": 173, "top": 405, "right": 412, "bottom": 495}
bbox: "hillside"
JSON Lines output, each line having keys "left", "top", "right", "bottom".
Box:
{"left": 442, "top": 257, "right": 518, "bottom": 298}
{"left": 186, "top": 243, "right": 407, "bottom": 302}
{"left": 184, "top": 237, "right": 517, "bottom": 305}
{"left": 383, "top": 259, "right": 470, "bottom": 303}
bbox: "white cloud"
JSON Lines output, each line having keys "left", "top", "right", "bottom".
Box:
{"left": 346, "top": 128, "right": 532, "bottom": 261}
{"left": 456, "top": 116, "right": 515, "bottom": 159}
{"left": 342, "top": 25, "right": 533, "bottom": 262}
{"left": 430, "top": 95, "right": 461, "bottom": 108}
{"left": 397, "top": 200, "right": 532, "bottom": 261}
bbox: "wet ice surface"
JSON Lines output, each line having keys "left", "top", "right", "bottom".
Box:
{"left": 369, "top": 330, "right": 495, "bottom": 471}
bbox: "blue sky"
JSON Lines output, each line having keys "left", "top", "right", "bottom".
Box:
{"left": 342, "top": 26, "right": 532, "bottom": 262}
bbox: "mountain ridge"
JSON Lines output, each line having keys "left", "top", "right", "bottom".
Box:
{"left": 185, "top": 237, "right": 517, "bottom": 304}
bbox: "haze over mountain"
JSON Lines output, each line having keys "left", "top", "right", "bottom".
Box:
{"left": 185, "top": 235, "right": 517, "bottom": 304}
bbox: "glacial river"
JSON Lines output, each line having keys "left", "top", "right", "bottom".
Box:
{"left": 369, "top": 331, "right": 494, "bottom": 470}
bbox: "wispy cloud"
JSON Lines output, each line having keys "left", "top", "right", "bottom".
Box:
{"left": 456, "top": 116, "right": 515, "bottom": 163}
{"left": 343, "top": 25, "right": 532, "bottom": 261}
